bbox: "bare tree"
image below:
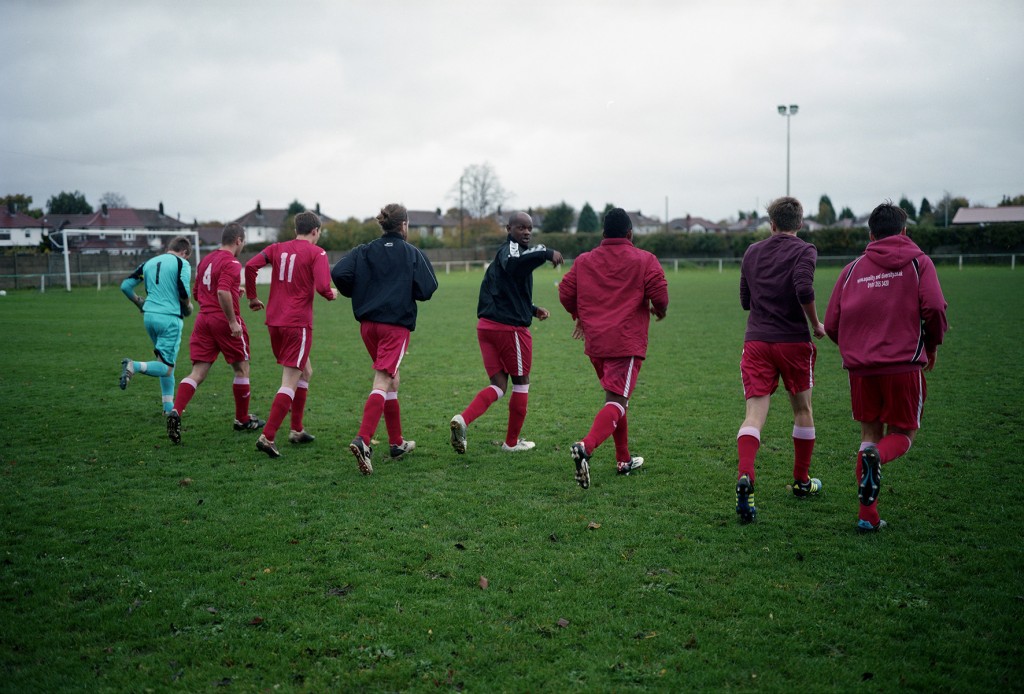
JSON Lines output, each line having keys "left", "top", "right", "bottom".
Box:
{"left": 99, "top": 191, "right": 129, "bottom": 208}
{"left": 450, "top": 163, "right": 511, "bottom": 219}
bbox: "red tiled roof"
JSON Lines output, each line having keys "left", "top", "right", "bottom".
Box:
{"left": 0, "top": 211, "right": 45, "bottom": 229}
{"left": 45, "top": 208, "right": 188, "bottom": 230}
{"left": 233, "top": 206, "right": 336, "bottom": 228}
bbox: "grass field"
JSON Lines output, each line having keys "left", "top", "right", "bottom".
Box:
{"left": 1, "top": 264, "right": 1022, "bottom": 692}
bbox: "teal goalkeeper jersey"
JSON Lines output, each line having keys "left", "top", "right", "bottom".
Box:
{"left": 121, "top": 252, "right": 192, "bottom": 317}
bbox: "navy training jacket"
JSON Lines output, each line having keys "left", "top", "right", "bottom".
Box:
{"left": 331, "top": 232, "right": 438, "bottom": 330}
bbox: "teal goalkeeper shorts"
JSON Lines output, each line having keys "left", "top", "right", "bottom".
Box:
{"left": 143, "top": 312, "right": 183, "bottom": 367}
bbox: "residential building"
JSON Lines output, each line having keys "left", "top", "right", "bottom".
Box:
{"left": 408, "top": 209, "right": 458, "bottom": 240}
{"left": 232, "top": 201, "right": 334, "bottom": 243}
{"left": 1, "top": 206, "right": 47, "bottom": 248}
{"left": 46, "top": 204, "right": 191, "bottom": 255}
{"left": 626, "top": 210, "right": 663, "bottom": 235}
{"left": 668, "top": 215, "right": 724, "bottom": 233}
{"left": 952, "top": 206, "right": 1024, "bottom": 225}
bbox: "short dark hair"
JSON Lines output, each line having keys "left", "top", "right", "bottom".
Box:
{"left": 168, "top": 235, "right": 191, "bottom": 254}
{"left": 376, "top": 203, "right": 408, "bottom": 233}
{"left": 868, "top": 200, "right": 908, "bottom": 239}
{"left": 221, "top": 222, "right": 245, "bottom": 246}
{"left": 766, "top": 197, "right": 803, "bottom": 232}
{"left": 295, "top": 211, "right": 321, "bottom": 235}
{"left": 603, "top": 208, "right": 632, "bottom": 238}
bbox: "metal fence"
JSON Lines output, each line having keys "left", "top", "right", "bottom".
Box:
{"left": 0, "top": 252, "right": 1017, "bottom": 291}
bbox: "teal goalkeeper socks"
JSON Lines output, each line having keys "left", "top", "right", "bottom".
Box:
{"left": 137, "top": 361, "right": 170, "bottom": 377}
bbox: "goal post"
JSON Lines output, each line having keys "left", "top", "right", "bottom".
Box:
{"left": 60, "top": 230, "right": 201, "bottom": 292}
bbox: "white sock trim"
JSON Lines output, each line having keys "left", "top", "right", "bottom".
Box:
{"left": 232, "top": 376, "right": 249, "bottom": 385}
{"left": 385, "top": 391, "right": 399, "bottom": 400}
{"left": 183, "top": 377, "right": 199, "bottom": 389}
{"left": 489, "top": 385, "right": 505, "bottom": 399}
{"left": 859, "top": 441, "right": 874, "bottom": 451}
{"left": 737, "top": 426, "right": 761, "bottom": 441}
{"left": 511, "top": 384, "right": 530, "bottom": 394}
{"left": 277, "top": 387, "right": 295, "bottom": 399}
{"left": 605, "top": 401, "right": 626, "bottom": 417}
{"left": 792, "top": 426, "right": 815, "bottom": 440}
{"left": 297, "top": 380, "right": 309, "bottom": 390}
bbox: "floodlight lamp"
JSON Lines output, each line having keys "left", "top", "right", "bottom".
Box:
{"left": 790, "top": 104, "right": 799, "bottom": 114}
{"left": 777, "top": 105, "right": 787, "bottom": 115}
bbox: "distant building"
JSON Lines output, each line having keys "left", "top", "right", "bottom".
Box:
{"left": 626, "top": 210, "right": 663, "bottom": 235}
{"left": 46, "top": 204, "right": 191, "bottom": 255}
{"left": 952, "top": 206, "right": 1024, "bottom": 225}
{"left": 668, "top": 215, "right": 724, "bottom": 233}
{"left": 0, "top": 205, "right": 47, "bottom": 248}
{"left": 232, "top": 201, "right": 335, "bottom": 244}
{"left": 408, "top": 209, "right": 458, "bottom": 240}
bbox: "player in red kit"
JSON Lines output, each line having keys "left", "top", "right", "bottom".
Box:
{"left": 825, "top": 201, "right": 948, "bottom": 533}
{"left": 332, "top": 204, "right": 438, "bottom": 475}
{"left": 734, "top": 196, "right": 827, "bottom": 524}
{"left": 167, "top": 223, "right": 263, "bottom": 443}
{"left": 558, "top": 208, "right": 668, "bottom": 489}
{"left": 245, "top": 211, "right": 339, "bottom": 458}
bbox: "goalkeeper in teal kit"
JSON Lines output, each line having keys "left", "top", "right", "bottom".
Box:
{"left": 119, "top": 235, "right": 193, "bottom": 415}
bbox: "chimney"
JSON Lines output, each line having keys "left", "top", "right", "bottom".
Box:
{"left": 315, "top": 202, "right": 321, "bottom": 215}
{"left": 159, "top": 201, "right": 165, "bottom": 215}
{"left": 101, "top": 203, "right": 109, "bottom": 217}
{"left": 256, "top": 201, "right": 263, "bottom": 218}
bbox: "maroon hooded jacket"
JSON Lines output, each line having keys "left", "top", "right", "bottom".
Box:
{"left": 825, "top": 234, "right": 948, "bottom": 376}
{"left": 558, "top": 237, "right": 669, "bottom": 359}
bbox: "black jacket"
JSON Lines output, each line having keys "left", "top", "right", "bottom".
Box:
{"left": 331, "top": 232, "right": 438, "bottom": 330}
{"left": 477, "top": 236, "right": 554, "bottom": 327}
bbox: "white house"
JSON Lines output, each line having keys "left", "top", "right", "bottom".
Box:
{"left": 0, "top": 207, "right": 47, "bottom": 248}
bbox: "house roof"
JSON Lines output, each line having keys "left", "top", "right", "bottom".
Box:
{"left": 233, "top": 204, "right": 335, "bottom": 228}
{"left": 627, "top": 211, "right": 662, "bottom": 228}
{"left": 196, "top": 224, "right": 226, "bottom": 246}
{"left": 45, "top": 208, "right": 189, "bottom": 231}
{"left": 952, "top": 206, "right": 1024, "bottom": 224}
{"left": 668, "top": 216, "right": 723, "bottom": 231}
{"left": 408, "top": 210, "right": 457, "bottom": 227}
{"left": 1, "top": 210, "right": 45, "bottom": 229}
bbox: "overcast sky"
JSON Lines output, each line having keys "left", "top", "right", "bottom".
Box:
{"left": 2, "top": 0, "right": 1022, "bottom": 224}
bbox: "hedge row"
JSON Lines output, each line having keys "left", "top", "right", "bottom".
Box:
{"left": 536, "top": 222, "right": 1024, "bottom": 259}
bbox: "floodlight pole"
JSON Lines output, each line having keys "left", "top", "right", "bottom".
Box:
{"left": 777, "top": 104, "right": 799, "bottom": 196}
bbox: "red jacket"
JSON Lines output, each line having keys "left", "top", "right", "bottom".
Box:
{"left": 825, "top": 234, "right": 948, "bottom": 375}
{"left": 559, "top": 238, "right": 669, "bottom": 358}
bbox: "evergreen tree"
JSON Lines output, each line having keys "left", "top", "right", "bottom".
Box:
{"left": 838, "top": 206, "right": 855, "bottom": 221}
{"left": 898, "top": 196, "right": 917, "bottom": 221}
{"left": 287, "top": 199, "right": 306, "bottom": 215}
{"left": 817, "top": 195, "right": 837, "bottom": 226}
{"left": 541, "top": 201, "right": 575, "bottom": 233}
{"left": 919, "top": 197, "right": 932, "bottom": 216}
{"left": 599, "top": 203, "right": 616, "bottom": 228}
{"left": 577, "top": 202, "right": 599, "bottom": 233}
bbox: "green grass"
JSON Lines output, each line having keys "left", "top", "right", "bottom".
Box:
{"left": 1, "top": 265, "right": 1022, "bottom": 692}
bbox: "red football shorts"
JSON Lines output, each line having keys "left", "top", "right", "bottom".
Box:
{"left": 849, "top": 370, "right": 926, "bottom": 431}
{"left": 589, "top": 356, "right": 643, "bottom": 399}
{"left": 189, "top": 312, "right": 251, "bottom": 365}
{"left": 741, "top": 340, "right": 816, "bottom": 398}
{"left": 268, "top": 325, "right": 312, "bottom": 370}
{"left": 360, "top": 321, "right": 410, "bottom": 377}
{"left": 477, "top": 325, "right": 533, "bottom": 378}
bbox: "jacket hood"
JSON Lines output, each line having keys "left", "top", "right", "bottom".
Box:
{"left": 864, "top": 234, "right": 925, "bottom": 271}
